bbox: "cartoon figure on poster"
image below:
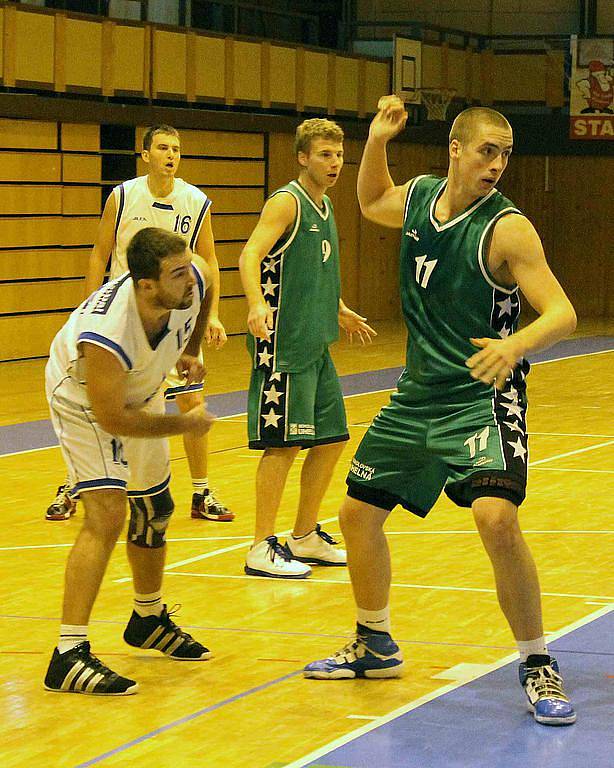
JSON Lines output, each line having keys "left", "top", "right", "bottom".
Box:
{"left": 576, "top": 60, "right": 613, "bottom": 114}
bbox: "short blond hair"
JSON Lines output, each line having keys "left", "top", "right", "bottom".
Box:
{"left": 449, "top": 107, "right": 511, "bottom": 145}
{"left": 294, "top": 118, "right": 344, "bottom": 155}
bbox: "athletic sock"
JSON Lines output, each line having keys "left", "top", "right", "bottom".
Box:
{"left": 58, "top": 624, "right": 88, "bottom": 654}
{"left": 356, "top": 607, "right": 392, "bottom": 635}
{"left": 517, "top": 637, "right": 548, "bottom": 662}
{"left": 192, "top": 477, "right": 208, "bottom": 496}
{"left": 134, "top": 591, "right": 163, "bottom": 618}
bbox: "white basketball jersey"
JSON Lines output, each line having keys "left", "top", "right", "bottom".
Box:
{"left": 110, "top": 176, "right": 211, "bottom": 279}
{"left": 46, "top": 264, "right": 206, "bottom": 409}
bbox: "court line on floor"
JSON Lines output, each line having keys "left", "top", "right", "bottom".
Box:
{"left": 161, "top": 572, "right": 614, "bottom": 601}
{"left": 68, "top": 604, "right": 613, "bottom": 768}
{"left": 2, "top": 528, "right": 612, "bottom": 554}
{"left": 282, "top": 604, "right": 614, "bottom": 768}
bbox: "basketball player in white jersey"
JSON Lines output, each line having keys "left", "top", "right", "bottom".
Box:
{"left": 44, "top": 227, "right": 215, "bottom": 695}
{"left": 46, "top": 124, "right": 233, "bottom": 523}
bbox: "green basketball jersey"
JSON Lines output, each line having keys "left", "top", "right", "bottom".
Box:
{"left": 248, "top": 180, "right": 341, "bottom": 373}
{"left": 398, "top": 174, "right": 529, "bottom": 402}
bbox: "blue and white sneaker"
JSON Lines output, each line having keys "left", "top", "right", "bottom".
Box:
{"left": 519, "top": 654, "right": 576, "bottom": 725}
{"left": 304, "top": 628, "right": 404, "bottom": 679}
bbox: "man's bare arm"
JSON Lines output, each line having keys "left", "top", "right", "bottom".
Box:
{"left": 84, "top": 193, "right": 117, "bottom": 297}
{"left": 195, "top": 212, "right": 227, "bottom": 348}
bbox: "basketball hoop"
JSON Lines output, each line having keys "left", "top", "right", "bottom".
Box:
{"left": 419, "top": 88, "right": 456, "bottom": 121}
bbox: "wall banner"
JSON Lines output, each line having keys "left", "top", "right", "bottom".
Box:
{"left": 569, "top": 37, "right": 613, "bottom": 140}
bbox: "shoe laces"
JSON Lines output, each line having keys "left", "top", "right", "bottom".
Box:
{"left": 314, "top": 524, "right": 338, "bottom": 545}
{"left": 266, "top": 536, "right": 293, "bottom": 563}
{"left": 74, "top": 642, "right": 114, "bottom": 676}
{"left": 330, "top": 636, "right": 367, "bottom": 664}
{"left": 53, "top": 485, "right": 69, "bottom": 506}
{"left": 524, "top": 664, "right": 569, "bottom": 701}
{"left": 205, "top": 491, "right": 229, "bottom": 513}
{"left": 160, "top": 604, "right": 195, "bottom": 642}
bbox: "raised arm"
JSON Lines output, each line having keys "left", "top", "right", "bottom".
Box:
{"left": 84, "top": 193, "right": 117, "bottom": 297}
{"left": 357, "top": 95, "right": 410, "bottom": 228}
{"left": 83, "top": 343, "right": 213, "bottom": 438}
{"left": 194, "top": 211, "right": 227, "bottom": 349}
{"left": 466, "top": 214, "right": 577, "bottom": 389}
{"left": 238, "top": 192, "right": 296, "bottom": 340}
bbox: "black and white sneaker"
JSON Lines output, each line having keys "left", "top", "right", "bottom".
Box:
{"left": 123, "top": 605, "right": 212, "bottom": 660}
{"left": 44, "top": 642, "right": 138, "bottom": 695}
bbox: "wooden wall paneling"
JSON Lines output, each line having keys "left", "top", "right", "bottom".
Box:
{"left": 62, "top": 154, "right": 101, "bottom": 183}
{"left": 0, "top": 249, "right": 90, "bottom": 281}
{"left": 14, "top": 8, "right": 55, "bottom": 88}
{"left": 0, "top": 119, "right": 57, "bottom": 150}
{"left": 111, "top": 24, "right": 147, "bottom": 96}
{"left": 2, "top": 4, "right": 15, "bottom": 89}
{"left": 215, "top": 242, "right": 243, "bottom": 269}
{"left": 64, "top": 16, "right": 102, "bottom": 92}
{"left": 303, "top": 51, "right": 328, "bottom": 111}
{"left": 212, "top": 214, "right": 260, "bottom": 241}
{"left": 440, "top": 42, "right": 450, "bottom": 89}
{"left": 0, "top": 312, "right": 69, "bottom": 362}
{"left": 545, "top": 50, "right": 565, "bottom": 108}
{"left": 260, "top": 41, "right": 271, "bottom": 109}
{"left": 220, "top": 270, "right": 244, "bottom": 297}
{"left": 224, "top": 37, "right": 235, "bottom": 106}
{"left": 363, "top": 61, "right": 391, "bottom": 115}
{"left": 219, "top": 296, "right": 248, "bottom": 335}
{"left": 266, "top": 132, "right": 296, "bottom": 197}
{"left": 357, "top": 218, "right": 401, "bottom": 320}
{"left": 0, "top": 185, "right": 62, "bottom": 215}
{"left": 61, "top": 123, "right": 100, "bottom": 152}
{"left": 493, "top": 54, "right": 546, "bottom": 102}
{"left": 327, "top": 52, "right": 336, "bottom": 115}
{"left": 191, "top": 34, "right": 226, "bottom": 101}
{"left": 171, "top": 130, "right": 264, "bottom": 158}
{"left": 0, "top": 153, "right": 60, "bottom": 183}
{"left": 0, "top": 279, "right": 82, "bottom": 314}
{"left": 480, "top": 49, "right": 494, "bottom": 105}
{"left": 152, "top": 28, "right": 186, "bottom": 99}
{"left": 0, "top": 217, "right": 64, "bottom": 248}
{"left": 167, "top": 158, "right": 265, "bottom": 186}
{"left": 295, "top": 47, "right": 305, "bottom": 113}
{"left": 202, "top": 188, "right": 265, "bottom": 213}
{"left": 53, "top": 10, "right": 66, "bottom": 93}
{"left": 448, "top": 47, "right": 467, "bottom": 99}
{"left": 470, "top": 50, "right": 482, "bottom": 102}
{"left": 101, "top": 19, "right": 114, "bottom": 97}
{"left": 62, "top": 186, "right": 101, "bottom": 216}
{"left": 62, "top": 217, "right": 99, "bottom": 246}
{"left": 233, "top": 41, "right": 262, "bottom": 105}
{"left": 269, "top": 45, "right": 296, "bottom": 107}
{"left": 186, "top": 30, "right": 196, "bottom": 103}
{"left": 335, "top": 55, "right": 360, "bottom": 114}
{"left": 0, "top": 6, "right": 4, "bottom": 85}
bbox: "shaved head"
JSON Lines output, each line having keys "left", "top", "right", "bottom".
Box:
{"left": 449, "top": 108, "right": 512, "bottom": 145}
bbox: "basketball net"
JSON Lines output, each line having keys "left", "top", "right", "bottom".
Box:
{"left": 420, "top": 88, "right": 456, "bottom": 121}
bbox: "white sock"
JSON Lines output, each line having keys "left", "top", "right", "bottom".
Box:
{"left": 357, "top": 607, "right": 391, "bottom": 634}
{"left": 192, "top": 477, "right": 208, "bottom": 495}
{"left": 134, "top": 591, "right": 163, "bottom": 617}
{"left": 58, "top": 624, "right": 88, "bottom": 654}
{"left": 517, "top": 637, "right": 548, "bottom": 662}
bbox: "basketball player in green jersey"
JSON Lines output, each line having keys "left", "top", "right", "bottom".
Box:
{"left": 240, "top": 118, "right": 376, "bottom": 578}
{"left": 305, "top": 97, "right": 578, "bottom": 726}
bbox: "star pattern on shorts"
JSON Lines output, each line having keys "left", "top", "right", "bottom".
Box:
{"left": 258, "top": 348, "right": 273, "bottom": 367}
{"left": 501, "top": 401, "right": 524, "bottom": 419}
{"left": 262, "top": 407, "right": 282, "bottom": 428}
{"left": 262, "top": 277, "right": 278, "bottom": 297}
{"left": 263, "top": 384, "right": 281, "bottom": 405}
{"left": 507, "top": 437, "right": 527, "bottom": 462}
{"left": 262, "top": 258, "right": 279, "bottom": 274}
{"left": 504, "top": 420, "right": 525, "bottom": 435}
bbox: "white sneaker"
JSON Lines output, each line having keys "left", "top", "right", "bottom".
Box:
{"left": 285, "top": 524, "right": 347, "bottom": 566}
{"left": 244, "top": 536, "right": 312, "bottom": 579}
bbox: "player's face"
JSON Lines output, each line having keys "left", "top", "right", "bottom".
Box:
{"left": 298, "top": 138, "right": 344, "bottom": 190}
{"left": 154, "top": 250, "right": 195, "bottom": 310}
{"left": 452, "top": 123, "right": 513, "bottom": 197}
{"left": 142, "top": 133, "right": 181, "bottom": 178}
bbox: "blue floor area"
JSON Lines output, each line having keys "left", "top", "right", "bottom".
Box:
{"left": 304, "top": 611, "right": 614, "bottom": 768}
{"left": 1, "top": 335, "right": 612, "bottom": 456}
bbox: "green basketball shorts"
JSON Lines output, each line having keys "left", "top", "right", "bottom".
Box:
{"left": 346, "top": 383, "right": 528, "bottom": 516}
{"left": 248, "top": 349, "right": 349, "bottom": 449}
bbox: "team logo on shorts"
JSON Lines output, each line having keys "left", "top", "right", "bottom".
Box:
{"left": 289, "top": 423, "right": 315, "bottom": 436}
{"left": 349, "top": 458, "right": 375, "bottom": 481}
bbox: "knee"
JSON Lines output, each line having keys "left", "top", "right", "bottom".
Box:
{"left": 339, "top": 498, "right": 382, "bottom": 540}
{"left": 473, "top": 499, "right": 521, "bottom": 549}
{"left": 81, "top": 491, "right": 126, "bottom": 541}
{"left": 128, "top": 489, "right": 174, "bottom": 548}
